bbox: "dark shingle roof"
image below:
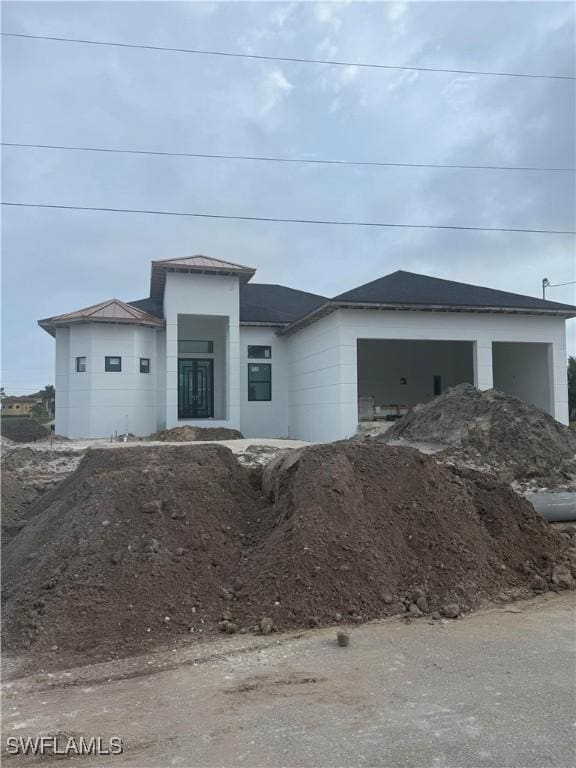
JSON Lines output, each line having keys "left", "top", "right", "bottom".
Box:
{"left": 128, "top": 297, "right": 164, "bottom": 318}
{"left": 332, "top": 270, "right": 576, "bottom": 312}
{"left": 239, "top": 284, "right": 327, "bottom": 324}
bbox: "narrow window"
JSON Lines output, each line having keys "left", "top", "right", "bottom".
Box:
{"left": 105, "top": 356, "right": 122, "bottom": 372}
{"left": 248, "top": 345, "right": 271, "bottom": 359}
{"left": 433, "top": 375, "right": 442, "bottom": 396}
{"left": 140, "top": 358, "right": 150, "bottom": 374}
{"left": 248, "top": 363, "right": 271, "bottom": 401}
{"left": 76, "top": 356, "right": 86, "bottom": 373}
{"left": 177, "top": 340, "right": 214, "bottom": 354}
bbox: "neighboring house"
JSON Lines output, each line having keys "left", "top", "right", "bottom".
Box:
{"left": 38, "top": 256, "right": 576, "bottom": 441}
{"left": 1, "top": 394, "right": 43, "bottom": 417}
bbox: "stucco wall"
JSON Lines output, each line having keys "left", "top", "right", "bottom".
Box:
{"left": 286, "top": 312, "right": 347, "bottom": 443}
{"left": 163, "top": 272, "right": 240, "bottom": 430}
{"left": 56, "top": 323, "right": 160, "bottom": 438}
{"left": 239, "top": 327, "right": 289, "bottom": 437}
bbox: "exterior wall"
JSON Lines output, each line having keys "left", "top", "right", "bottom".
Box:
{"left": 357, "top": 339, "right": 474, "bottom": 407}
{"left": 239, "top": 327, "right": 289, "bottom": 438}
{"left": 163, "top": 272, "right": 240, "bottom": 430}
{"left": 55, "top": 323, "right": 160, "bottom": 438}
{"left": 330, "top": 309, "right": 569, "bottom": 441}
{"left": 285, "top": 312, "right": 348, "bottom": 443}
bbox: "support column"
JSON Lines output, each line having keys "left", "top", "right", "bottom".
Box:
{"left": 473, "top": 340, "right": 493, "bottom": 391}
{"left": 548, "top": 341, "right": 569, "bottom": 424}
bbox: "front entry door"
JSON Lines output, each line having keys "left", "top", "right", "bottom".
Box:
{"left": 178, "top": 359, "right": 214, "bottom": 418}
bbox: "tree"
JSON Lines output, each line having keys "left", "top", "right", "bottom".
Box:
{"left": 569, "top": 357, "right": 576, "bottom": 422}
{"left": 41, "top": 385, "right": 55, "bottom": 419}
{"left": 0, "top": 387, "right": 5, "bottom": 400}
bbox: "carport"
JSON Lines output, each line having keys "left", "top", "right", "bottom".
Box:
{"left": 357, "top": 339, "right": 474, "bottom": 420}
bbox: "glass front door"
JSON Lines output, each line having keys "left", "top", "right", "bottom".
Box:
{"left": 178, "top": 358, "right": 214, "bottom": 418}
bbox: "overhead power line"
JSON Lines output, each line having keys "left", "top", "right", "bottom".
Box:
{"left": 2, "top": 142, "right": 573, "bottom": 173}
{"left": 3, "top": 31, "right": 574, "bottom": 81}
{"left": 3, "top": 201, "right": 575, "bottom": 235}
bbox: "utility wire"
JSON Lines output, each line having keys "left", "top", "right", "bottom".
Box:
{"left": 3, "top": 201, "right": 574, "bottom": 235}
{"left": 2, "top": 141, "right": 573, "bottom": 173}
{"left": 3, "top": 31, "right": 574, "bottom": 81}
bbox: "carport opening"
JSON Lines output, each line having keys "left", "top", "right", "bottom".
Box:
{"left": 492, "top": 342, "right": 552, "bottom": 415}
{"left": 357, "top": 339, "right": 474, "bottom": 421}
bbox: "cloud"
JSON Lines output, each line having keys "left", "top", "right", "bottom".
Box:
{"left": 259, "top": 68, "right": 293, "bottom": 115}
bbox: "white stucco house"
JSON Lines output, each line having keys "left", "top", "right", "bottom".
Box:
{"left": 39, "top": 255, "right": 575, "bottom": 442}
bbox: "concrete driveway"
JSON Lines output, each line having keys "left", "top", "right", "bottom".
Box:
{"left": 2, "top": 593, "right": 575, "bottom": 767}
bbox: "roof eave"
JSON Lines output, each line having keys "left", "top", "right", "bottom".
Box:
{"left": 150, "top": 262, "right": 256, "bottom": 299}
{"left": 38, "top": 315, "right": 165, "bottom": 337}
{"left": 279, "top": 301, "right": 576, "bottom": 336}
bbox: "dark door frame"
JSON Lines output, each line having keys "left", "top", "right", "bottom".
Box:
{"left": 178, "top": 358, "right": 214, "bottom": 418}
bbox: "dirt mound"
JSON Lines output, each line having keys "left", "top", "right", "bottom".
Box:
{"left": 1, "top": 448, "right": 84, "bottom": 545}
{"left": 1, "top": 417, "right": 50, "bottom": 443}
{"left": 236, "top": 442, "right": 573, "bottom": 627}
{"left": 381, "top": 384, "right": 576, "bottom": 489}
{"left": 2, "top": 442, "right": 573, "bottom": 670}
{"left": 2, "top": 445, "right": 263, "bottom": 667}
{"left": 149, "top": 426, "right": 244, "bottom": 442}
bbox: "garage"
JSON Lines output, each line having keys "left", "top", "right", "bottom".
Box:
{"left": 357, "top": 339, "right": 475, "bottom": 420}
{"left": 492, "top": 341, "right": 552, "bottom": 415}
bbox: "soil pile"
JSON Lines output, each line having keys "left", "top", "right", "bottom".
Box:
{"left": 381, "top": 384, "right": 576, "bottom": 489}
{"left": 2, "top": 445, "right": 263, "bottom": 667}
{"left": 149, "top": 426, "right": 244, "bottom": 442}
{"left": 2, "top": 442, "right": 573, "bottom": 669}
{"left": 1, "top": 417, "right": 50, "bottom": 443}
{"left": 1, "top": 448, "right": 84, "bottom": 544}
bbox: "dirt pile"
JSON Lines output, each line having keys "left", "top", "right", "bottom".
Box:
{"left": 1, "top": 448, "right": 84, "bottom": 544}
{"left": 2, "top": 442, "right": 573, "bottom": 669}
{"left": 2, "top": 445, "right": 263, "bottom": 667}
{"left": 149, "top": 426, "right": 244, "bottom": 442}
{"left": 381, "top": 384, "right": 576, "bottom": 490}
{"left": 1, "top": 417, "right": 50, "bottom": 443}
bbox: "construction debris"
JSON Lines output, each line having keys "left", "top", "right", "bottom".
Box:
{"left": 2, "top": 440, "right": 574, "bottom": 671}
{"left": 336, "top": 631, "right": 350, "bottom": 647}
{"left": 148, "top": 426, "right": 244, "bottom": 442}
{"left": 380, "top": 384, "right": 576, "bottom": 490}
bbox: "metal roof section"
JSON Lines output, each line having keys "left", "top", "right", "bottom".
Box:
{"left": 38, "top": 298, "right": 165, "bottom": 336}
{"left": 150, "top": 254, "right": 256, "bottom": 298}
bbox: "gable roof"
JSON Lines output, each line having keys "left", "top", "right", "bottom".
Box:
{"left": 332, "top": 270, "right": 576, "bottom": 312}
{"left": 38, "top": 298, "right": 165, "bottom": 336}
{"left": 240, "top": 284, "right": 328, "bottom": 324}
{"left": 150, "top": 254, "right": 256, "bottom": 298}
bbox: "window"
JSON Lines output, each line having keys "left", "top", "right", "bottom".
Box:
{"left": 140, "top": 358, "right": 150, "bottom": 374}
{"left": 75, "top": 356, "right": 86, "bottom": 373}
{"left": 105, "top": 356, "right": 122, "bottom": 372}
{"left": 248, "top": 363, "right": 271, "bottom": 401}
{"left": 433, "top": 375, "right": 442, "bottom": 396}
{"left": 178, "top": 340, "right": 213, "bottom": 354}
{"left": 248, "top": 345, "right": 271, "bottom": 359}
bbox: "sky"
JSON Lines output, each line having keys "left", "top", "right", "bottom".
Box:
{"left": 2, "top": 0, "right": 575, "bottom": 394}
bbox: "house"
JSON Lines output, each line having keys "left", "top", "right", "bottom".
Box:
{"left": 38, "top": 256, "right": 576, "bottom": 441}
{"left": 1, "top": 394, "right": 43, "bottom": 417}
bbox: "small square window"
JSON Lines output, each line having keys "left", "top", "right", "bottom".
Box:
{"left": 248, "top": 363, "right": 271, "bottom": 401}
{"left": 248, "top": 345, "right": 271, "bottom": 359}
{"left": 76, "top": 356, "right": 86, "bottom": 373}
{"left": 105, "top": 356, "right": 122, "bottom": 372}
{"left": 140, "top": 358, "right": 150, "bottom": 374}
